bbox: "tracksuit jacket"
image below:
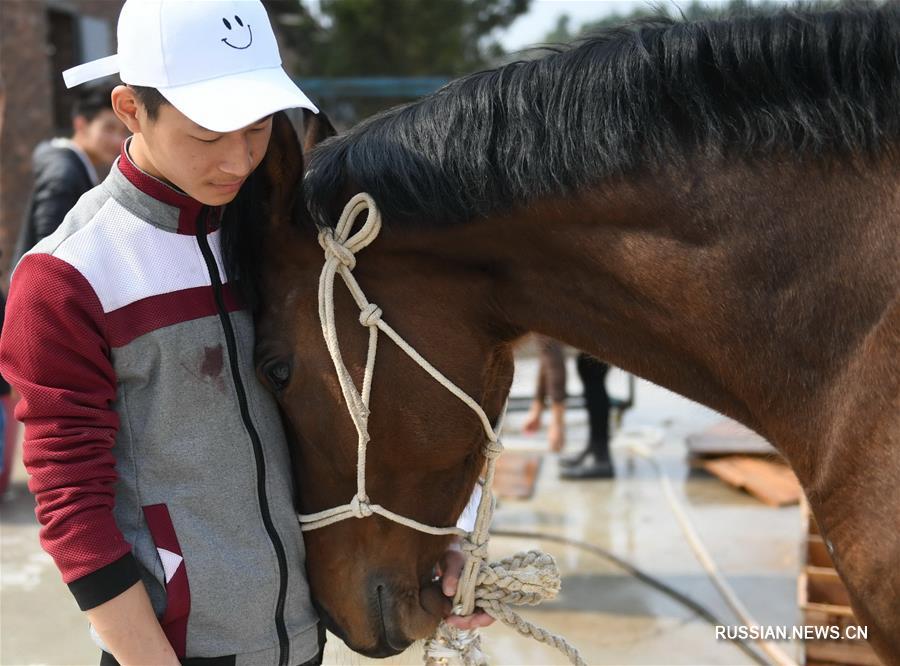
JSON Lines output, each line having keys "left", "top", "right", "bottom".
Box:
{"left": 0, "top": 138, "right": 321, "bottom": 665}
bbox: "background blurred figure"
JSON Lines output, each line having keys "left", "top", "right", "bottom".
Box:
{"left": 560, "top": 353, "right": 614, "bottom": 479}
{"left": 522, "top": 335, "right": 567, "bottom": 452}
{"left": 13, "top": 86, "right": 125, "bottom": 263}
{"left": 0, "top": 288, "right": 11, "bottom": 500}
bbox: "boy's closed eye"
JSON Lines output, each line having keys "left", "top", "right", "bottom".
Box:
{"left": 191, "top": 114, "right": 272, "bottom": 143}
{"left": 192, "top": 116, "right": 272, "bottom": 143}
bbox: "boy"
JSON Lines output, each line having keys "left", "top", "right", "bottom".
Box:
{"left": 14, "top": 86, "right": 127, "bottom": 262}
{"left": 0, "top": 2, "right": 486, "bottom": 665}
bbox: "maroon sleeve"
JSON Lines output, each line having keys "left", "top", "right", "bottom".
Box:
{"left": 0, "top": 253, "right": 139, "bottom": 610}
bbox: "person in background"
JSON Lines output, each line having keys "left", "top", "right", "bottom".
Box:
{"left": 560, "top": 353, "right": 615, "bottom": 479}
{"left": 13, "top": 86, "right": 126, "bottom": 263}
{"left": 522, "top": 335, "right": 567, "bottom": 452}
{"left": 523, "top": 339, "right": 615, "bottom": 477}
{"left": 0, "top": 288, "right": 10, "bottom": 500}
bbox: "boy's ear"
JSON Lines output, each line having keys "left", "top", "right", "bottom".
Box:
{"left": 301, "top": 109, "right": 336, "bottom": 155}
{"left": 110, "top": 84, "right": 143, "bottom": 135}
{"left": 72, "top": 115, "right": 88, "bottom": 135}
{"left": 261, "top": 110, "right": 305, "bottom": 224}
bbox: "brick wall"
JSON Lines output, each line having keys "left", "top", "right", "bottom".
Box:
{"left": 0, "top": 1, "right": 54, "bottom": 284}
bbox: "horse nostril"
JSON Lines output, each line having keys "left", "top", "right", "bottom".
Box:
{"left": 375, "top": 582, "right": 386, "bottom": 622}
{"left": 374, "top": 582, "right": 392, "bottom": 647}
{"left": 364, "top": 577, "right": 415, "bottom": 656}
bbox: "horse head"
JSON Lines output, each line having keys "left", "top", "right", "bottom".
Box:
{"left": 252, "top": 112, "right": 517, "bottom": 656}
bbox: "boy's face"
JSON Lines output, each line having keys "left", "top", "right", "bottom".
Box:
{"left": 112, "top": 85, "right": 273, "bottom": 206}
{"left": 74, "top": 110, "right": 128, "bottom": 167}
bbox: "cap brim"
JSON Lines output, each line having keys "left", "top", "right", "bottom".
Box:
{"left": 157, "top": 65, "right": 319, "bottom": 133}
{"left": 63, "top": 54, "right": 120, "bottom": 88}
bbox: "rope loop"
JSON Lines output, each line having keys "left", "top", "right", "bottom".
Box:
{"left": 349, "top": 495, "right": 374, "bottom": 519}
{"left": 475, "top": 551, "right": 561, "bottom": 603}
{"left": 424, "top": 625, "right": 486, "bottom": 666}
{"left": 359, "top": 303, "right": 383, "bottom": 327}
{"left": 318, "top": 230, "right": 357, "bottom": 269}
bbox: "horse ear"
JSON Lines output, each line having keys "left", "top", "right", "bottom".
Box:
{"left": 261, "top": 110, "right": 305, "bottom": 223}
{"left": 301, "top": 108, "right": 337, "bottom": 155}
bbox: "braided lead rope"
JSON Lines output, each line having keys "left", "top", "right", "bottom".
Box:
{"left": 302, "top": 192, "right": 585, "bottom": 666}
{"left": 425, "top": 548, "right": 588, "bottom": 666}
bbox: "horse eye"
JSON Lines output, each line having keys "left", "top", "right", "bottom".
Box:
{"left": 264, "top": 360, "right": 292, "bottom": 392}
{"left": 222, "top": 17, "right": 232, "bottom": 30}
{"left": 234, "top": 15, "right": 244, "bottom": 27}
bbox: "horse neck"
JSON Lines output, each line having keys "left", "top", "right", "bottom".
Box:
{"left": 408, "top": 157, "right": 897, "bottom": 463}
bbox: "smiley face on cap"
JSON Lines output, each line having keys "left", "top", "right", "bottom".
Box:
{"left": 221, "top": 15, "right": 252, "bottom": 50}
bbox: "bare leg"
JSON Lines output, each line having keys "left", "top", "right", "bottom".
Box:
{"left": 522, "top": 398, "right": 544, "bottom": 433}
{"left": 547, "top": 400, "right": 566, "bottom": 452}
{"left": 524, "top": 336, "right": 566, "bottom": 441}
{"left": 523, "top": 336, "right": 548, "bottom": 433}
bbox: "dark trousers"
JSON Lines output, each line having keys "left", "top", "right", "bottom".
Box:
{"left": 576, "top": 353, "right": 611, "bottom": 460}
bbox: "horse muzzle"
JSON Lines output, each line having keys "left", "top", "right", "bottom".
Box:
{"left": 315, "top": 573, "right": 441, "bottom": 658}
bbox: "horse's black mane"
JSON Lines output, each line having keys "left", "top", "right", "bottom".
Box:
{"left": 303, "top": 1, "right": 900, "bottom": 229}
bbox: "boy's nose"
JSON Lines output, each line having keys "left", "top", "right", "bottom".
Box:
{"left": 220, "top": 154, "right": 253, "bottom": 179}
{"left": 219, "top": 137, "right": 255, "bottom": 178}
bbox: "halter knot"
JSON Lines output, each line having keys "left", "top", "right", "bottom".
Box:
{"left": 349, "top": 495, "right": 374, "bottom": 518}
{"left": 461, "top": 538, "right": 489, "bottom": 561}
{"left": 359, "top": 303, "right": 383, "bottom": 327}
{"left": 483, "top": 439, "right": 504, "bottom": 460}
{"left": 319, "top": 231, "right": 357, "bottom": 270}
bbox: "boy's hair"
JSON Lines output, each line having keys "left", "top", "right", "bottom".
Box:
{"left": 126, "top": 84, "right": 169, "bottom": 121}
{"left": 71, "top": 86, "right": 115, "bottom": 122}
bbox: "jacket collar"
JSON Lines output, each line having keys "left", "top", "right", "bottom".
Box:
{"left": 50, "top": 137, "right": 100, "bottom": 186}
{"left": 109, "top": 137, "right": 220, "bottom": 235}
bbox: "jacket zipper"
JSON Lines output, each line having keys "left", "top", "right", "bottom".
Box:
{"left": 195, "top": 208, "right": 290, "bottom": 666}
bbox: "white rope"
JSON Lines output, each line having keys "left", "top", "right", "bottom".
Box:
{"left": 621, "top": 436, "right": 798, "bottom": 666}
{"left": 301, "top": 193, "right": 586, "bottom": 666}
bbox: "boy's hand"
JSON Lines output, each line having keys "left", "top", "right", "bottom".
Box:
{"left": 435, "top": 538, "right": 495, "bottom": 630}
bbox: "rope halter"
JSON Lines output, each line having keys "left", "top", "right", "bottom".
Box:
{"left": 299, "top": 192, "right": 585, "bottom": 666}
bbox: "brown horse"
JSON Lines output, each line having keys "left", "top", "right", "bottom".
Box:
{"left": 231, "top": 3, "right": 900, "bottom": 662}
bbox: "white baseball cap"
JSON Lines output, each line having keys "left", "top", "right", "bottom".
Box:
{"left": 63, "top": 0, "right": 318, "bottom": 132}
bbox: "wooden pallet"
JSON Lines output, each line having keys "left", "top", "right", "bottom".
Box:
{"left": 687, "top": 419, "right": 802, "bottom": 506}
{"left": 492, "top": 452, "right": 542, "bottom": 500}
{"left": 799, "top": 498, "right": 881, "bottom": 665}
{"left": 702, "top": 455, "right": 802, "bottom": 506}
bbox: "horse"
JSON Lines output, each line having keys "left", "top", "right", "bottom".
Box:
{"left": 226, "top": 2, "right": 900, "bottom": 661}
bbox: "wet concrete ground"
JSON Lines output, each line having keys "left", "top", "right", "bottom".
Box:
{"left": 1, "top": 355, "right": 803, "bottom": 665}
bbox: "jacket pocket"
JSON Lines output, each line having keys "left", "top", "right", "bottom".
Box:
{"left": 143, "top": 503, "right": 190, "bottom": 658}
